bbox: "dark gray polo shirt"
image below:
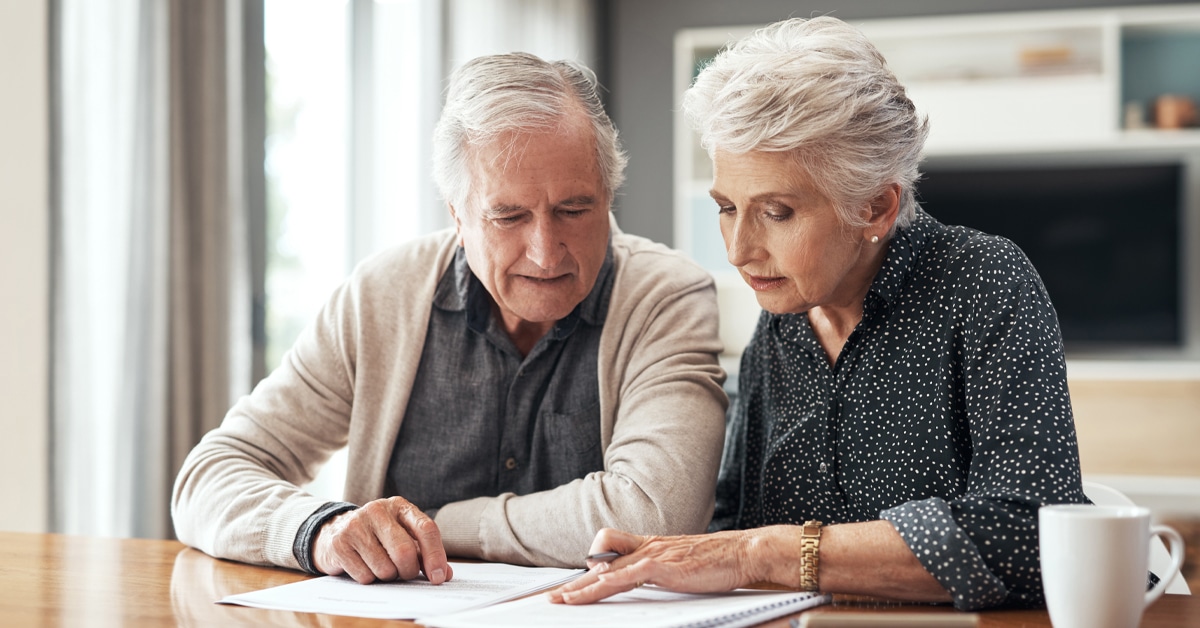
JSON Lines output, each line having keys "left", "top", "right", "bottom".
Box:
{"left": 384, "top": 244, "right": 614, "bottom": 510}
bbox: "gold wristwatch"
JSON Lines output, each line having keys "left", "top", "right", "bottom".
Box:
{"left": 799, "top": 520, "right": 823, "bottom": 591}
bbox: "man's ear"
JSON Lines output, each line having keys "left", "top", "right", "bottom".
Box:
{"left": 448, "top": 203, "right": 464, "bottom": 246}
{"left": 867, "top": 183, "right": 902, "bottom": 237}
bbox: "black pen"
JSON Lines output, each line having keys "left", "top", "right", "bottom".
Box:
{"left": 585, "top": 551, "right": 622, "bottom": 562}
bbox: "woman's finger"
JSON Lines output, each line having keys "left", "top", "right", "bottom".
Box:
{"left": 587, "top": 528, "right": 645, "bottom": 555}
{"left": 557, "top": 560, "right": 654, "bottom": 605}
{"left": 547, "top": 558, "right": 609, "bottom": 602}
{"left": 584, "top": 528, "right": 647, "bottom": 569}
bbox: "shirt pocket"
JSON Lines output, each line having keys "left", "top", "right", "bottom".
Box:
{"left": 544, "top": 401, "right": 602, "bottom": 456}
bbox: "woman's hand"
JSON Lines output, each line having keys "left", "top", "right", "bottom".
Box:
{"left": 547, "top": 527, "right": 764, "bottom": 604}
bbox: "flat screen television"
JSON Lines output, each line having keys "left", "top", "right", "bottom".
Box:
{"left": 916, "top": 160, "right": 1184, "bottom": 355}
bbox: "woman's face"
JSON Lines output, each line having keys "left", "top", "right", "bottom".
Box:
{"left": 711, "top": 149, "right": 881, "bottom": 315}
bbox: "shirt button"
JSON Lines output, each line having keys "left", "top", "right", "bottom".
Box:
{"left": 819, "top": 462, "right": 827, "bottom": 473}
{"left": 504, "top": 457, "right": 518, "bottom": 470}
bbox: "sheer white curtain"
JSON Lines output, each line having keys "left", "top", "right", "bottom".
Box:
{"left": 53, "top": 0, "right": 254, "bottom": 539}
{"left": 348, "top": 0, "right": 447, "bottom": 266}
{"left": 55, "top": 0, "right": 171, "bottom": 538}
{"left": 447, "top": 0, "right": 597, "bottom": 72}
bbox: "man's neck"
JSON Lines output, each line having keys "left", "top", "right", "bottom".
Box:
{"left": 497, "top": 310, "right": 554, "bottom": 357}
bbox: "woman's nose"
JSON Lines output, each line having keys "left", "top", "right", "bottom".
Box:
{"left": 723, "top": 216, "right": 758, "bottom": 267}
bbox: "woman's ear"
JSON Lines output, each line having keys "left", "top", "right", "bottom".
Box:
{"left": 867, "top": 183, "right": 902, "bottom": 237}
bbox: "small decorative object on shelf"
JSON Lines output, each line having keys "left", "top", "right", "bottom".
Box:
{"left": 1124, "top": 101, "right": 1148, "bottom": 129}
{"left": 1155, "top": 94, "right": 1198, "bottom": 129}
{"left": 1017, "top": 43, "right": 1081, "bottom": 76}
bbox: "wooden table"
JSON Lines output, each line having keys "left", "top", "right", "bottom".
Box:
{"left": 1, "top": 532, "right": 1195, "bottom": 627}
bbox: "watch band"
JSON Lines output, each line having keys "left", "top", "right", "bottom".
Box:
{"left": 799, "top": 520, "right": 823, "bottom": 591}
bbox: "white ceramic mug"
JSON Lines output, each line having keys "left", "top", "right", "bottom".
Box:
{"left": 1039, "top": 504, "right": 1185, "bottom": 628}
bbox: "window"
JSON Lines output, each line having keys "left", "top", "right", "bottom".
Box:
{"left": 264, "top": 0, "right": 349, "bottom": 371}
{"left": 263, "top": 0, "right": 443, "bottom": 498}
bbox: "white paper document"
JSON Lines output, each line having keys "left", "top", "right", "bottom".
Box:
{"left": 218, "top": 561, "right": 582, "bottom": 620}
{"left": 419, "top": 585, "right": 832, "bottom": 628}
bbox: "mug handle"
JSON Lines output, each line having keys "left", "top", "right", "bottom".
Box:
{"left": 1144, "top": 524, "right": 1186, "bottom": 606}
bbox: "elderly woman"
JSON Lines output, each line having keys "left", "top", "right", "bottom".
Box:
{"left": 550, "top": 16, "right": 1086, "bottom": 611}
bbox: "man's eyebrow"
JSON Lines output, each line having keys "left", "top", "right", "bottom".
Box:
{"left": 557, "top": 195, "right": 598, "bottom": 207}
{"left": 482, "top": 196, "right": 598, "bottom": 217}
{"left": 482, "top": 203, "right": 525, "bottom": 218}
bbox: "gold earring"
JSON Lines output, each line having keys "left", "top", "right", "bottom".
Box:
{"left": 870, "top": 235, "right": 879, "bottom": 244}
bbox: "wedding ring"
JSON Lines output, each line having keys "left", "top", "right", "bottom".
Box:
{"left": 635, "top": 581, "right": 645, "bottom": 588}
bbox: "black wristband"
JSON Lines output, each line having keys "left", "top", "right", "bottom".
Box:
{"left": 292, "top": 501, "right": 358, "bottom": 574}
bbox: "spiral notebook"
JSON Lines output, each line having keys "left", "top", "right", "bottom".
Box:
{"left": 419, "top": 586, "right": 831, "bottom": 628}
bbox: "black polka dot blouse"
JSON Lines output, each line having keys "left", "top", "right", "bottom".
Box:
{"left": 711, "top": 207, "right": 1088, "bottom": 610}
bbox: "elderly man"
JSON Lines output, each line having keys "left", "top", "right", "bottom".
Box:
{"left": 171, "top": 52, "right": 727, "bottom": 585}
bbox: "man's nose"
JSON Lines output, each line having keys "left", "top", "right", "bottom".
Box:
{"left": 526, "top": 218, "right": 567, "bottom": 270}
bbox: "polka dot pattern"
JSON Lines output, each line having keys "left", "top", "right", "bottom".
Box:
{"left": 712, "top": 208, "right": 1087, "bottom": 610}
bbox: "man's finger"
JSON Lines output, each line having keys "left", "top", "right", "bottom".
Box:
{"left": 337, "top": 548, "right": 379, "bottom": 584}
{"left": 393, "top": 500, "right": 450, "bottom": 584}
{"left": 385, "top": 532, "right": 423, "bottom": 581}
{"left": 420, "top": 550, "right": 455, "bottom": 584}
{"left": 356, "top": 530, "right": 404, "bottom": 581}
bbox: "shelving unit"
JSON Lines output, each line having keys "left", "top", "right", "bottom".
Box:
{"left": 673, "top": 4, "right": 1200, "bottom": 372}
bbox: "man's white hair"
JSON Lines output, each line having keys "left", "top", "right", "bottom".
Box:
{"left": 433, "top": 52, "right": 627, "bottom": 213}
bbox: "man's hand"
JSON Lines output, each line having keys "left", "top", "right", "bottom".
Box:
{"left": 312, "top": 496, "right": 453, "bottom": 585}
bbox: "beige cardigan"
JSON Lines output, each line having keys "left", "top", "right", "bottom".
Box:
{"left": 172, "top": 219, "right": 728, "bottom": 570}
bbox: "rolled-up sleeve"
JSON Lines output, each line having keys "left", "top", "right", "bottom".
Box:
{"left": 885, "top": 263, "right": 1086, "bottom": 610}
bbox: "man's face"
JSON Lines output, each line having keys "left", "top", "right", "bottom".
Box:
{"left": 452, "top": 113, "right": 611, "bottom": 340}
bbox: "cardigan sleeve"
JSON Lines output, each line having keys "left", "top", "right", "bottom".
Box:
{"left": 172, "top": 232, "right": 455, "bottom": 570}
{"left": 434, "top": 242, "right": 729, "bottom": 567}
{"left": 882, "top": 238, "right": 1087, "bottom": 610}
{"left": 171, "top": 275, "right": 361, "bottom": 569}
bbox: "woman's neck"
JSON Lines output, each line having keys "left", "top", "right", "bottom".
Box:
{"left": 806, "top": 241, "right": 888, "bottom": 365}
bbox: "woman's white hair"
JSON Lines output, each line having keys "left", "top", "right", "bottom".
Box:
{"left": 682, "top": 16, "right": 929, "bottom": 231}
{"left": 433, "top": 52, "right": 627, "bottom": 212}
